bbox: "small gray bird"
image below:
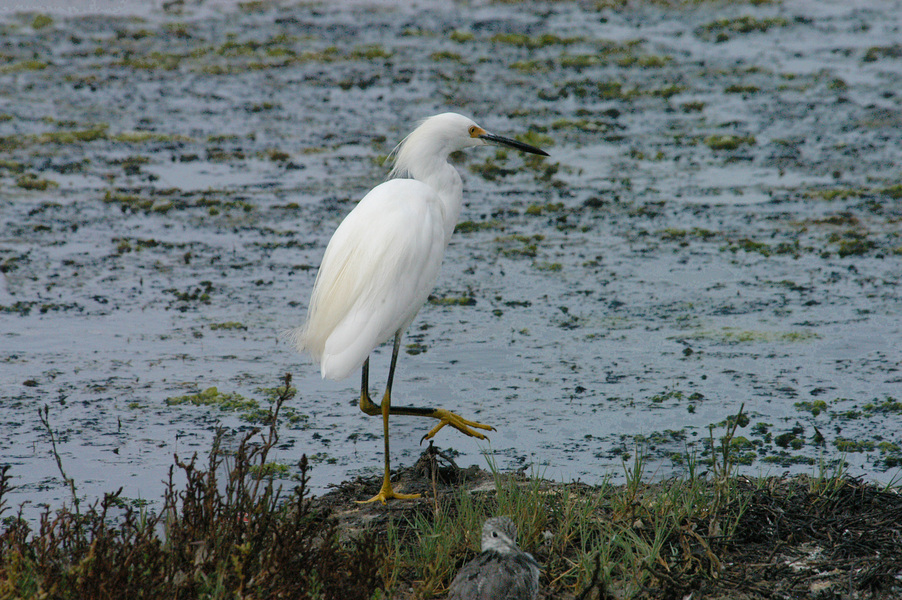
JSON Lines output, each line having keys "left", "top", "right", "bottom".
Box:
{"left": 447, "top": 516, "right": 541, "bottom": 600}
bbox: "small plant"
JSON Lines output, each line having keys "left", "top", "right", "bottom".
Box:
{"left": 0, "top": 375, "right": 383, "bottom": 600}
{"left": 708, "top": 403, "right": 749, "bottom": 479}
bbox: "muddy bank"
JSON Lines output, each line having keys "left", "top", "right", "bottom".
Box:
{"left": 316, "top": 453, "right": 902, "bottom": 599}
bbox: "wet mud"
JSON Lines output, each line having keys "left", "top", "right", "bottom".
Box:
{"left": 1, "top": 0, "right": 901, "bottom": 517}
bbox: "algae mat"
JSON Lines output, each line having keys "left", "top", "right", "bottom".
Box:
{"left": 1, "top": 0, "right": 900, "bottom": 516}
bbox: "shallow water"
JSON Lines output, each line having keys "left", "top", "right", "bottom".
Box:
{"left": 1, "top": 0, "right": 900, "bottom": 518}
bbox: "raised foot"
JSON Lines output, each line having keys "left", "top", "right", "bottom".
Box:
{"left": 356, "top": 479, "right": 421, "bottom": 505}
{"left": 421, "top": 409, "right": 495, "bottom": 443}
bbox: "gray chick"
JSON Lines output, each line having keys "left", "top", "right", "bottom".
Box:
{"left": 447, "top": 516, "right": 540, "bottom": 600}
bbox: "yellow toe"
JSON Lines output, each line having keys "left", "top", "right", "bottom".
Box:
{"left": 356, "top": 478, "right": 421, "bottom": 504}
{"left": 421, "top": 409, "right": 495, "bottom": 443}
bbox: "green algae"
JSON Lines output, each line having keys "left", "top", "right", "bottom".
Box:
{"left": 248, "top": 462, "right": 291, "bottom": 479}
{"left": 704, "top": 134, "right": 756, "bottom": 150}
{"left": 760, "top": 453, "right": 816, "bottom": 467}
{"left": 428, "top": 296, "right": 476, "bottom": 306}
{"left": 263, "top": 148, "right": 291, "bottom": 161}
{"left": 112, "top": 53, "right": 183, "bottom": 71}
{"left": 650, "top": 389, "right": 705, "bottom": 404}
{"left": 430, "top": 51, "right": 463, "bottom": 62}
{"left": 449, "top": 30, "right": 474, "bottom": 43}
{"left": 0, "top": 59, "right": 51, "bottom": 73}
{"left": 688, "top": 328, "right": 820, "bottom": 344}
{"left": 551, "top": 118, "right": 617, "bottom": 134}
{"left": 495, "top": 234, "right": 545, "bottom": 259}
{"left": 210, "top": 321, "right": 247, "bottom": 331}
{"left": 697, "top": 15, "right": 790, "bottom": 42}
{"left": 560, "top": 54, "right": 600, "bottom": 69}
{"left": 725, "top": 84, "right": 760, "bottom": 94}
{"left": 596, "top": 81, "right": 627, "bottom": 99}
{"left": 794, "top": 400, "right": 828, "bottom": 417}
{"left": 618, "top": 54, "right": 672, "bottom": 69}
{"left": 455, "top": 220, "right": 505, "bottom": 234}
{"left": 16, "top": 174, "right": 58, "bottom": 191}
{"left": 113, "top": 238, "right": 162, "bottom": 254}
{"left": 680, "top": 101, "right": 706, "bottom": 112}
{"left": 405, "top": 341, "right": 427, "bottom": 355}
{"left": 349, "top": 44, "right": 392, "bottom": 60}
{"left": 166, "top": 281, "right": 214, "bottom": 307}
{"left": 526, "top": 202, "right": 564, "bottom": 216}
{"left": 468, "top": 157, "right": 517, "bottom": 181}
{"left": 659, "top": 228, "right": 688, "bottom": 241}
{"left": 515, "top": 131, "right": 555, "bottom": 149}
{"left": 775, "top": 428, "right": 804, "bottom": 450}
{"left": 534, "top": 261, "right": 562, "bottom": 272}
{"left": 646, "top": 84, "right": 687, "bottom": 99}
{"left": 490, "top": 32, "right": 582, "bottom": 49}
{"left": 31, "top": 13, "right": 53, "bottom": 29}
{"left": 862, "top": 398, "right": 902, "bottom": 415}
{"left": 510, "top": 59, "right": 552, "bottom": 73}
{"left": 862, "top": 45, "right": 902, "bottom": 63}
{"left": 835, "top": 438, "right": 876, "bottom": 453}
{"left": 103, "top": 190, "right": 175, "bottom": 214}
{"left": 111, "top": 131, "right": 192, "bottom": 143}
{"left": 166, "top": 384, "right": 305, "bottom": 425}
{"left": 827, "top": 231, "right": 876, "bottom": 257}
{"left": 103, "top": 188, "right": 255, "bottom": 216}
{"left": 166, "top": 387, "right": 257, "bottom": 412}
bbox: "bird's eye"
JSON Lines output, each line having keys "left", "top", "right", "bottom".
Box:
{"left": 468, "top": 125, "right": 478, "bottom": 136}
{"left": 492, "top": 531, "right": 498, "bottom": 537}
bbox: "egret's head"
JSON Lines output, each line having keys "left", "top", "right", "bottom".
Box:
{"left": 481, "top": 516, "right": 520, "bottom": 554}
{"left": 390, "top": 112, "right": 548, "bottom": 179}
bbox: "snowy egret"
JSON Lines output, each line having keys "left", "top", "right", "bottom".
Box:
{"left": 447, "top": 516, "right": 541, "bottom": 600}
{"left": 292, "top": 113, "right": 548, "bottom": 503}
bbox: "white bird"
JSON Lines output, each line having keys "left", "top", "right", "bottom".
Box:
{"left": 448, "top": 516, "right": 541, "bottom": 600}
{"left": 292, "top": 113, "right": 548, "bottom": 503}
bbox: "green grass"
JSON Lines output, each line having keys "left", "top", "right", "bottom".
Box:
{"left": 387, "top": 406, "right": 763, "bottom": 597}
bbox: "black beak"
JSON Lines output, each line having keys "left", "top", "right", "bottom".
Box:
{"left": 480, "top": 132, "right": 549, "bottom": 156}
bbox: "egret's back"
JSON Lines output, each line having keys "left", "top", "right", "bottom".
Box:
{"left": 293, "top": 179, "right": 445, "bottom": 380}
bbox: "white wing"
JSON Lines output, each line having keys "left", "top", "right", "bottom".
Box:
{"left": 293, "top": 178, "right": 446, "bottom": 380}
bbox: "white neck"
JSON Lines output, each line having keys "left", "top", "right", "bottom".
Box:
{"left": 413, "top": 160, "right": 463, "bottom": 244}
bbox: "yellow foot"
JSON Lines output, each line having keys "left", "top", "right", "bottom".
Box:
{"left": 356, "top": 479, "right": 421, "bottom": 505}
{"left": 421, "top": 409, "right": 495, "bottom": 443}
